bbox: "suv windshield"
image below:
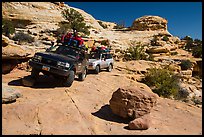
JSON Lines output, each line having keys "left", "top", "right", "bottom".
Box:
{"left": 48, "top": 45, "right": 79, "bottom": 58}
{"left": 89, "top": 52, "right": 100, "bottom": 59}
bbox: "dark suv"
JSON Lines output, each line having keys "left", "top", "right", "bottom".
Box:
{"left": 28, "top": 41, "right": 88, "bottom": 87}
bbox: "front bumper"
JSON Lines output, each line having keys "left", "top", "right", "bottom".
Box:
{"left": 29, "top": 60, "right": 70, "bottom": 77}
{"left": 88, "top": 64, "right": 96, "bottom": 70}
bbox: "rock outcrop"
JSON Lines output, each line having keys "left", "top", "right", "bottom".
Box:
{"left": 2, "top": 35, "right": 34, "bottom": 74}
{"left": 131, "top": 15, "right": 168, "bottom": 31}
{"left": 2, "top": 35, "right": 34, "bottom": 59}
{"left": 2, "top": 83, "right": 22, "bottom": 104}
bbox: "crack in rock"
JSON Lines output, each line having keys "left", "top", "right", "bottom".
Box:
{"left": 65, "top": 89, "right": 96, "bottom": 135}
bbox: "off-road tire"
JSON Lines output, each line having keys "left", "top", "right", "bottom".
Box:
{"left": 22, "top": 76, "right": 36, "bottom": 87}
{"left": 95, "top": 65, "right": 100, "bottom": 74}
{"left": 31, "top": 68, "right": 39, "bottom": 79}
{"left": 78, "top": 68, "right": 87, "bottom": 81}
{"left": 107, "top": 64, "right": 113, "bottom": 72}
{"left": 63, "top": 70, "right": 75, "bottom": 87}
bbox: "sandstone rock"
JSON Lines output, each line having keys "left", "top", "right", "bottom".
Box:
{"left": 2, "top": 35, "right": 34, "bottom": 59}
{"left": 109, "top": 86, "right": 158, "bottom": 119}
{"left": 147, "top": 46, "right": 170, "bottom": 54}
{"left": 128, "top": 114, "right": 151, "bottom": 130}
{"left": 2, "top": 83, "right": 22, "bottom": 104}
{"left": 131, "top": 15, "right": 168, "bottom": 31}
{"left": 2, "top": 35, "right": 10, "bottom": 47}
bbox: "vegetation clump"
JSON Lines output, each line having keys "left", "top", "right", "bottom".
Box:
{"left": 98, "top": 21, "right": 108, "bottom": 29}
{"left": 13, "top": 32, "right": 34, "bottom": 43}
{"left": 162, "top": 35, "right": 169, "bottom": 41}
{"left": 180, "top": 59, "right": 192, "bottom": 70}
{"left": 60, "top": 8, "right": 90, "bottom": 36}
{"left": 123, "top": 42, "right": 153, "bottom": 61}
{"left": 2, "top": 18, "right": 15, "bottom": 37}
{"left": 142, "top": 67, "right": 180, "bottom": 98}
{"left": 182, "top": 36, "right": 202, "bottom": 58}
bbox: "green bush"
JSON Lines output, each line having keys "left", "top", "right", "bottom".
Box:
{"left": 192, "top": 39, "right": 202, "bottom": 58}
{"left": 98, "top": 21, "right": 107, "bottom": 29}
{"left": 113, "top": 22, "right": 125, "bottom": 29}
{"left": 101, "top": 40, "right": 109, "bottom": 46}
{"left": 162, "top": 35, "right": 169, "bottom": 41}
{"left": 142, "top": 67, "right": 180, "bottom": 98}
{"left": 123, "top": 44, "right": 147, "bottom": 61}
{"left": 13, "top": 32, "right": 34, "bottom": 43}
{"left": 55, "top": 21, "right": 71, "bottom": 39}
{"left": 180, "top": 60, "right": 192, "bottom": 70}
{"left": 150, "top": 35, "right": 159, "bottom": 46}
{"left": 2, "top": 18, "right": 15, "bottom": 37}
{"left": 61, "top": 8, "right": 90, "bottom": 36}
{"left": 170, "top": 51, "right": 178, "bottom": 55}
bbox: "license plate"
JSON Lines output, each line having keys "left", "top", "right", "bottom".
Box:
{"left": 42, "top": 66, "right": 50, "bottom": 71}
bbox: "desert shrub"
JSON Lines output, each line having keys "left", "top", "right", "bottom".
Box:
{"left": 150, "top": 35, "right": 159, "bottom": 46}
{"left": 162, "top": 35, "right": 169, "bottom": 41}
{"left": 174, "top": 88, "right": 189, "bottom": 101}
{"left": 2, "top": 18, "right": 15, "bottom": 37}
{"left": 55, "top": 21, "right": 71, "bottom": 39}
{"left": 98, "top": 21, "right": 107, "bottom": 29}
{"left": 142, "top": 67, "right": 180, "bottom": 98}
{"left": 182, "top": 36, "right": 193, "bottom": 51}
{"left": 61, "top": 8, "right": 90, "bottom": 36}
{"left": 12, "top": 19, "right": 32, "bottom": 28}
{"left": 123, "top": 44, "right": 147, "bottom": 61}
{"left": 192, "top": 39, "right": 202, "bottom": 58}
{"left": 191, "top": 96, "right": 202, "bottom": 105}
{"left": 13, "top": 32, "right": 34, "bottom": 43}
{"left": 113, "top": 22, "right": 125, "bottom": 29}
{"left": 170, "top": 51, "right": 178, "bottom": 55}
{"left": 180, "top": 60, "right": 192, "bottom": 70}
{"left": 101, "top": 40, "right": 110, "bottom": 47}
{"left": 123, "top": 42, "right": 154, "bottom": 61}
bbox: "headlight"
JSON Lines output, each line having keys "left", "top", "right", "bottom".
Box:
{"left": 33, "top": 54, "right": 42, "bottom": 62}
{"left": 91, "top": 62, "right": 96, "bottom": 65}
{"left": 57, "top": 61, "right": 70, "bottom": 68}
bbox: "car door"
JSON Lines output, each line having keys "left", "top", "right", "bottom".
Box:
{"left": 106, "top": 54, "right": 113, "bottom": 66}
{"left": 100, "top": 53, "right": 108, "bottom": 69}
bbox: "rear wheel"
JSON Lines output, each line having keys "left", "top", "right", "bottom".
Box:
{"left": 95, "top": 65, "right": 100, "bottom": 74}
{"left": 78, "top": 68, "right": 87, "bottom": 81}
{"left": 63, "top": 70, "right": 75, "bottom": 87}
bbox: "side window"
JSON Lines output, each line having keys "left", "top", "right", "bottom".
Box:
{"left": 106, "top": 54, "right": 112, "bottom": 59}
{"left": 102, "top": 54, "right": 106, "bottom": 59}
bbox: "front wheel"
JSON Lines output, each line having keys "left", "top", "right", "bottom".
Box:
{"left": 63, "top": 70, "right": 75, "bottom": 87}
{"left": 107, "top": 64, "right": 113, "bottom": 72}
{"left": 95, "top": 65, "right": 100, "bottom": 74}
{"left": 78, "top": 68, "right": 87, "bottom": 81}
{"left": 31, "top": 68, "right": 39, "bottom": 79}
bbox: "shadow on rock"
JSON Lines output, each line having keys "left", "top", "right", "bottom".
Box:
{"left": 91, "top": 104, "right": 131, "bottom": 124}
{"left": 8, "top": 75, "right": 72, "bottom": 89}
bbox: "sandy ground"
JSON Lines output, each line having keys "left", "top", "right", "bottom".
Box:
{"left": 2, "top": 64, "right": 202, "bottom": 135}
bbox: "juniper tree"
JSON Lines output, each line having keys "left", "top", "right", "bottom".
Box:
{"left": 61, "top": 8, "right": 90, "bottom": 35}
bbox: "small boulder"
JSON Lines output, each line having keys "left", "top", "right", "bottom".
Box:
{"left": 128, "top": 114, "right": 151, "bottom": 130}
{"left": 2, "top": 83, "right": 22, "bottom": 104}
{"left": 109, "top": 86, "right": 158, "bottom": 119}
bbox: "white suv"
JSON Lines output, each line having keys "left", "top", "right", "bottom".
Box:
{"left": 88, "top": 52, "right": 114, "bottom": 74}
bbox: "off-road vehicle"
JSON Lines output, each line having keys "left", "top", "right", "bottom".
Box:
{"left": 88, "top": 49, "right": 114, "bottom": 74}
{"left": 27, "top": 40, "right": 88, "bottom": 87}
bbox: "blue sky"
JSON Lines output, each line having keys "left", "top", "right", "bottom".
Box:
{"left": 65, "top": 2, "right": 202, "bottom": 40}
